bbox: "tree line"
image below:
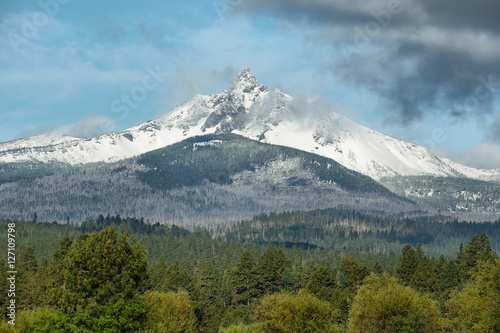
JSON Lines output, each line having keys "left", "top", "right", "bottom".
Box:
{"left": 0, "top": 216, "right": 499, "bottom": 332}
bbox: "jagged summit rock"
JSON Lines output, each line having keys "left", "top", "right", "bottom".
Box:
{"left": 229, "top": 67, "right": 263, "bottom": 94}
{"left": 204, "top": 67, "right": 271, "bottom": 131}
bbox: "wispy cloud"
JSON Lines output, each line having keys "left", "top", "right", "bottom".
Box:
{"left": 16, "top": 114, "right": 116, "bottom": 139}
{"left": 435, "top": 142, "right": 500, "bottom": 170}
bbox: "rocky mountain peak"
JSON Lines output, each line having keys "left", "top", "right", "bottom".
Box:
{"left": 230, "top": 67, "right": 258, "bottom": 92}
{"left": 203, "top": 67, "right": 271, "bottom": 131}
{"left": 229, "top": 67, "right": 267, "bottom": 96}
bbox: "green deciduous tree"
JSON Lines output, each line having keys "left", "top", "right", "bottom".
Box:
{"left": 141, "top": 291, "right": 197, "bottom": 333}
{"left": 448, "top": 259, "right": 500, "bottom": 332}
{"left": 348, "top": 274, "right": 446, "bottom": 333}
{"left": 255, "top": 291, "right": 339, "bottom": 333}
{"left": 14, "top": 307, "right": 71, "bottom": 333}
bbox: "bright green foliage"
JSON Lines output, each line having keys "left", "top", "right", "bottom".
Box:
{"left": 14, "top": 307, "right": 73, "bottom": 333}
{"left": 84, "top": 297, "right": 149, "bottom": 332}
{"left": 140, "top": 291, "right": 198, "bottom": 333}
{"left": 219, "top": 323, "right": 261, "bottom": 333}
{"left": 61, "top": 226, "right": 150, "bottom": 332}
{"left": 255, "top": 290, "right": 339, "bottom": 333}
{"left": 448, "top": 259, "right": 500, "bottom": 332}
{"left": 2, "top": 217, "right": 500, "bottom": 332}
{"left": 0, "top": 320, "right": 15, "bottom": 332}
{"left": 348, "top": 274, "right": 445, "bottom": 333}
{"left": 231, "top": 251, "right": 258, "bottom": 305}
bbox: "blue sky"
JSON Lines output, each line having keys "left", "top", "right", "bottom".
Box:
{"left": 1, "top": 0, "right": 499, "bottom": 168}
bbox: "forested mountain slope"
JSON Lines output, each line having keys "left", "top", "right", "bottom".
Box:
{"left": 0, "top": 134, "right": 417, "bottom": 225}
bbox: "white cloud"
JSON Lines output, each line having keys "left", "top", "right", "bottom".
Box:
{"left": 434, "top": 142, "right": 500, "bottom": 170}
{"left": 16, "top": 114, "right": 116, "bottom": 139}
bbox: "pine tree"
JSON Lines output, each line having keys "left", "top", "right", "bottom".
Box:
{"left": 372, "top": 261, "right": 383, "bottom": 275}
{"left": 18, "top": 246, "right": 38, "bottom": 310}
{"left": 163, "top": 261, "right": 193, "bottom": 293}
{"left": 412, "top": 256, "right": 439, "bottom": 294}
{"left": 396, "top": 244, "right": 418, "bottom": 285}
{"left": 151, "top": 257, "right": 168, "bottom": 291}
{"left": 300, "top": 261, "right": 318, "bottom": 288}
{"left": 305, "top": 265, "right": 338, "bottom": 302}
{"left": 0, "top": 259, "right": 8, "bottom": 319}
{"left": 339, "top": 256, "right": 369, "bottom": 289}
{"left": 459, "top": 233, "right": 498, "bottom": 281}
{"left": 253, "top": 248, "right": 289, "bottom": 296}
{"left": 50, "top": 236, "right": 72, "bottom": 287}
{"left": 61, "top": 227, "right": 150, "bottom": 332}
{"left": 197, "top": 263, "right": 224, "bottom": 332}
{"left": 231, "top": 251, "right": 258, "bottom": 305}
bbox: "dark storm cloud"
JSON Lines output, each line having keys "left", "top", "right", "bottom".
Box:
{"left": 242, "top": 0, "right": 500, "bottom": 126}
{"left": 241, "top": 0, "right": 415, "bottom": 26}
{"left": 243, "top": 0, "right": 500, "bottom": 34}
{"left": 419, "top": 0, "right": 500, "bottom": 32}
{"left": 340, "top": 43, "right": 498, "bottom": 124}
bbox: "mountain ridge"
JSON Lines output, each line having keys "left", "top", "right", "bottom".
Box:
{"left": 1, "top": 67, "right": 499, "bottom": 183}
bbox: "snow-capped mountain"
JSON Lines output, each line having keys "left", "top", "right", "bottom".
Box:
{"left": 1, "top": 67, "right": 499, "bottom": 182}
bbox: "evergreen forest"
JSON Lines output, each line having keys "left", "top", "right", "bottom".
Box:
{"left": 0, "top": 212, "right": 499, "bottom": 332}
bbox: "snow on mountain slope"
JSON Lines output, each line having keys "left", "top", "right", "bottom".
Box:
{"left": 1, "top": 67, "right": 499, "bottom": 182}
